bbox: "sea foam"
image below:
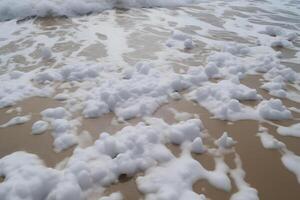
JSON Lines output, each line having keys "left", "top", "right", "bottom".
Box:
{"left": 0, "top": 0, "right": 196, "bottom": 21}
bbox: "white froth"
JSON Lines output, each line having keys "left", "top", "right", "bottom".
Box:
{"left": 31, "top": 120, "right": 49, "bottom": 135}
{"left": 277, "top": 123, "right": 300, "bottom": 138}
{"left": 0, "top": 0, "right": 196, "bottom": 21}
{"left": 0, "top": 115, "right": 31, "bottom": 128}
{"left": 257, "top": 99, "right": 292, "bottom": 120}
{"left": 215, "top": 132, "right": 237, "bottom": 149}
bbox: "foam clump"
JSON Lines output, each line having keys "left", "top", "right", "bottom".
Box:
{"left": 83, "top": 100, "right": 109, "bottom": 118}
{"left": 254, "top": 54, "right": 280, "bottom": 73}
{"left": 191, "top": 137, "right": 206, "bottom": 153}
{"left": 184, "top": 67, "right": 208, "bottom": 86}
{"left": 52, "top": 130, "right": 77, "bottom": 152}
{"left": 260, "top": 26, "right": 298, "bottom": 48}
{"left": 261, "top": 76, "right": 287, "bottom": 98}
{"left": 41, "top": 107, "right": 69, "bottom": 119}
{"left": 215, "top": 132, "right": 236, "bottom": 149}
{"left": 277, "top": 123, "right": 300, "bottom": 137}
{"left": 51, "top": 119, "right": 78, "bottom": 152}
{"left": 0, "top": 115, "right": 31, "bottom": 128}
{"left": 34, "top": 64, "right": 101, "bottom": 83}
{"left": 191, "top": 80, "right": 260, "bottom": 121}
{"left": 31, "top": 120, "right": 49, "bottom": 135}
{"left": 184, "top": 38, "right": 194, "bottom": 49}
{"left": 137, "top": 154, "right": 207, "bottom": 200}
{"left": 169, "top": 119, "right": 204, "bottom": 145}
{"left": 257, "top": 128, "right": 285, "bottom": 149}
{"left": 167, "top": 31, "right": 194, "bottom": 50}
{"left": 169, "top": 108, "right": 193, "bottom": 122}
{"left": 41, "top": 107, "right": 77, "bottom": 151}
{"left": 281, "top": 152, "right": 300, "bottom": 184}
{"left": 79, "top": 63, "right": 181, "bottom": 120}
{"left": 264, "top": 65, "right": 299, "bottom": 83}
{"left": 204, "top": 63, "right": 220, "bottom": 79}
{"left": 262, "top": 26, "right": 285, "bottom": 37}
{"left": 257, "top": 98, "right": 292, "bottom": 120}
{"left": 171, "top": 30, "right": 191, "bottom": 41}
{"left": 0, "top": 71, "right": 54, "bottom": 108}
{"left": 205, "top": 51, "right": 248, "bottom": 79}
{"left": 0, "top": 152, "right": 61, "bottom": 200}
{"left": 271, "top": 39, "right": 293, "bottom": 48}
{"left": 54, "top": 93, "right": 69, "bottom": 101}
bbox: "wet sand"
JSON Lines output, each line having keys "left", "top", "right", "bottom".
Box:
{"left": 0, "top": 97, "right": 73, "bottom": 167}
{"left": 155, "top": 93, "right": 300, "bottom": 199}
{"left": 1, "top": 74, "right": 300, "bottom": 199}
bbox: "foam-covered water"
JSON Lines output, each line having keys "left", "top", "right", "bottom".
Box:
{"left": 0, "top": 0, "right": 196, "bottom": 21}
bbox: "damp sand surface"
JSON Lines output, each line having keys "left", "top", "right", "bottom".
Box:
{"left": 1, "top": 75, "right": 300, "bottom": 199}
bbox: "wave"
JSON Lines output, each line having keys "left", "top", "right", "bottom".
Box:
{"left": 0, "top": 0, "right": 196, "bottom": 21}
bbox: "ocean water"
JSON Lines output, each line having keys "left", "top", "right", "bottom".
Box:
{"left": 0, "top": 0, "right": 198, "bottom": 21}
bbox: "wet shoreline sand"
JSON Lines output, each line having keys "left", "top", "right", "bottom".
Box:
{"left": 1, "top": 74, "right": 300, "bottom": 199}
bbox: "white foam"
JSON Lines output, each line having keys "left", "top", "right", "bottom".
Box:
{"left": 191, "top": 137, "right": 206, "bottom": 154}
{"left": 281, "top": 152, "right": 300, "bottom": 184}
{"left": 41, "top": 107, "right": 69, "bottom": 119}
{"left": 257, "top": 129, "right": 285, "bottom": 150}
{"left": 189, "top": 79, "right": 261, "bottom": 121}
{"left": 215, "top": 132, "right": 237, "bottom": 149}
{"left": 0, "top": 71, "right": 54, "bottom": 108}
{"left": 41, "top": 107, "right": 78, "bottom": 152}
{"left": 169, "top": 108, "right": 193, "bottom": 122}
{"left": 137, "top": 153, "right": 207, "bottom": 200}
{"left": 0, "top": 0, "right": 196, "bottom": 21}
{"left": 31, "top": 120, "right": 49, "bottom": 135}
{"left": 75, "top": 63, "right": 187, "bottom": 120}
{"left": 0, "top": 115, "right": 31, "bottom": 128}
{"left": 277, "top": 123, "right": 300, "bottom": 138}
{"left": 169, "top": 119, "right": 204, "bottom": 145}
{"left": 257, "top": 98, "right": 292, "bottom": 120}
{"left": 261, "top": 76, "right": 287, "bottom": 98}
{"left": 137, "top": 153, "right": 231, "bottom": 199}
{"left": 0, "top": 118, "right": 209, "bottom": 199}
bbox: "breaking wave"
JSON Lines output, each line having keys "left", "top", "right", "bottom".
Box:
{"left": 0, "top": 0, "right": 197, "bottom": 21}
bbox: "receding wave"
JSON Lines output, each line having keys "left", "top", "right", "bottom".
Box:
{"left": 0, "top": 0, "right": 197, "bottom": 21}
